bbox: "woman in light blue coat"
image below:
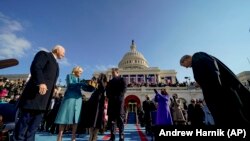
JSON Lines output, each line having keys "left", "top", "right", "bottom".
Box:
{"left": 55, "top": 66, "right": 95, "bottom": 141}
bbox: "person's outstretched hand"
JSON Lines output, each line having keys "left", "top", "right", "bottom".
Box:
{"left": 153, "top": 89, "right": 157, "bottom": 94}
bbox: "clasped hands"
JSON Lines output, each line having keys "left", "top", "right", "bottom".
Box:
{"left": 39, "top": 84, "right": 48, "bottom": 95}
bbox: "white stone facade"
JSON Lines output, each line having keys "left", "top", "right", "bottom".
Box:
{"left": 92, "top": 40, "right": 203, "bottom": 109}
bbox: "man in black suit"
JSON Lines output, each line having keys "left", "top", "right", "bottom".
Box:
{"left": 106, "top": 68, "right": 127, "bottom": 141}
{"left": 180, "top": 52, "right": 250, "bottom": 127}
{"left": 13, "top": 45, "right": 65, "bottom": 141}
{"left": 142, "top": 95, "right": 156, "bottom": 135}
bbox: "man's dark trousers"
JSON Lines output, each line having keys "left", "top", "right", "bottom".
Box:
{"left": 13, "top": 109, "right": 44, "bottom": 141}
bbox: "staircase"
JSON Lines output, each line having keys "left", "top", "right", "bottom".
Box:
{"left": 127, "top": 112, "right": 137, "bottom": 124}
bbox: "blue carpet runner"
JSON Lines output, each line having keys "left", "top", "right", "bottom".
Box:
{"left": 35, "top": 124, "right": 151, "bottom": 141}
{"left": 127, "top": 112, "right": 136, "bottom": 124}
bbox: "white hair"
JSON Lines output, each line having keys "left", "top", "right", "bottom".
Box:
{"left": 52, "top": 45, "right": 64, "bottom": 53}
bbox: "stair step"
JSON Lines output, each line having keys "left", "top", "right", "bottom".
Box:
{"left": 127, "top": 112, "right": 137, "bottom": 124}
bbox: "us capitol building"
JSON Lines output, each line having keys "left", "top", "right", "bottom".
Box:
{"left": 92, "top": 40, "right": 203, "bottom": 116}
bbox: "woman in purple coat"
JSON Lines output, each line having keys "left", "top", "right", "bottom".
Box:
{"left": 154, "top": 89, "right": 173, "bottom": 125}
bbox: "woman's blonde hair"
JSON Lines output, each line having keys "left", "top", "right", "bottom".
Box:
{"left": 72, "top": 66, "right": 83, "bottom": 74}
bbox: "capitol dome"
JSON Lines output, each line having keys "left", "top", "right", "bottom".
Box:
{"left": 118, "top": 40, "right": 149, "bottom": 69}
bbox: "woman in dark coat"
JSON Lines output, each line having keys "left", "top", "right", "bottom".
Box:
{"left": 86, "top": 73, "right": 107, "bottom": 141}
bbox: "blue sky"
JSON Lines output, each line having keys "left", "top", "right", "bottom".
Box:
{"left": 1, "top": 0, "right": 250, "bottom": 85}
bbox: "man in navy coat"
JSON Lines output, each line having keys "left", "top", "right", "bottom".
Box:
{"left": 13, "top": 45, "right": 65, "bottom": 141}
{"left": 180, "top": 52, "right": 250, "bottom": 127}
{"left": 106, "top": 68, "right": 127, "bottom": 141}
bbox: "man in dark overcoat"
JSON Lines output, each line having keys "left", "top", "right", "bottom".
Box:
{"left": 13, "top": 45, "right": 65, "bottom": 141}
{"left": 106, "top": 68, "right": 127, "bottom": 141}
{"left": 180, "top": 52, "right": 250, "bottom": 127}
{"left": 142, "top": 95, "right": 156, "bottom": 135}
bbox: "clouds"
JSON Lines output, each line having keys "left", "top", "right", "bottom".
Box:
{"left": 0, "top": 13, "right": 23, "bottom": 33}
{"left": 0, "top": 12, "right": 31, "bottom": 59}
{"left": 94, "top": 64, "right": 117, "bottom": 71}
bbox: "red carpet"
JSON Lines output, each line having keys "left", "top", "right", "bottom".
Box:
{"left": 102, "top": 124, "right": 148, "bottom": 141}
{"left": 102, "top": 134, "right": 110, "bottom": 140}
{"left": 136, "top": 124, "right": 148, "bottom": 141}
